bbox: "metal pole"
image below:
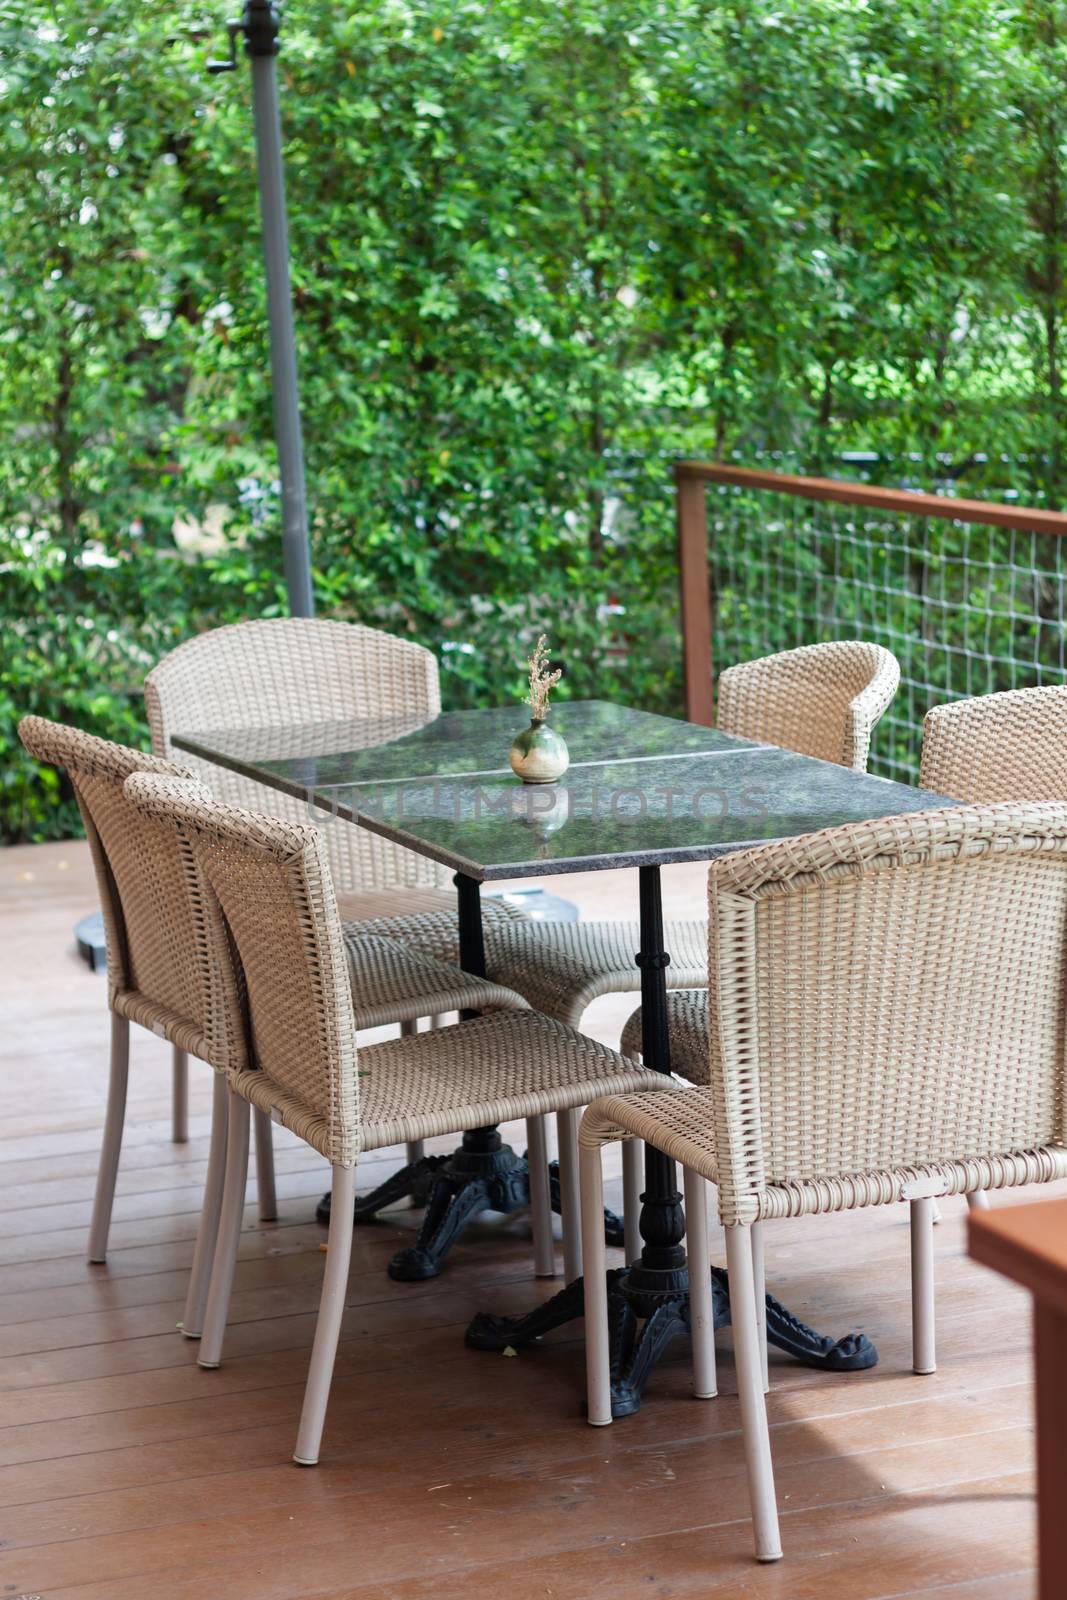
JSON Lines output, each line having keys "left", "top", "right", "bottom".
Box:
{"left": 209, "top": 1, "right": 314, "bottom": 617}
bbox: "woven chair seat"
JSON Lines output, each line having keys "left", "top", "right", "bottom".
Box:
{"left": 343, "top": 933, "right": 528, "bottom": 1028}
{"left": 620, "top": 989, "right": 710, "bottom": 1082}
{"left": 356, "top": 910, "right": 709, "bottom": 1028}
{"left": 230, "top": 1009, "right": 665, "bottom": 1160}
{"left": 581, "top": 1086, "right": 1067, "bottom": 1222}
{"left": 353, "top": 892, "right": 529, "bottom": 951}
{"left": 335, "top": 885, "right": 458, "bottom": 923}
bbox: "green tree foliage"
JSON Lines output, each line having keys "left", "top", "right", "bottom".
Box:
{"left": 3, "top": 0, "right": 1067, "bottom": 838}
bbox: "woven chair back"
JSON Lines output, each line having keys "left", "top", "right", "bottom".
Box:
{"left": 145, "top": 617, "right": 447, "bottom": 893}
{"left": 127, "top": 774, "right": 359, "bottom": 1164}
{"left": 921, "top": 685, "right": 1067, "bottom": 802}
{"left": 18, "top": 717, "right": 244, "bottom": 1066}
{"left": 706, "top": 802, "right": 1067, "bottom": 1224}
{"left": 717, "top": 640, "right": 900, "bottom": 771}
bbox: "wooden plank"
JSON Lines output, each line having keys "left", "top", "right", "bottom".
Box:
{"left": 3, "top": 1471, "right": 1036, "bottom": 1600}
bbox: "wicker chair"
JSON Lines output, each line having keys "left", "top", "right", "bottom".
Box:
{"left": 16, "top": 716, "right": 257, "bottom": 1267}
{"left": 921, "top": 685, "right": 1067, "bottom": 1211}
{"left": 717, "top": 639, "right": 900, "bottom": 770}
{"left": 145, "top": 618, "right": 532, "bottom": 1170}
{"left": 126, "top": 773, "right": 663, "bottom": 1466}
{"left": 580, "top": 802, "right": 1067, "bottom": 1562}
{"left": 17, "top": 716, "right": 531, "bottom": 1337}
{"left": 920, "top": 684, "right": 1067, "bottom": 802}
{"left": 406, "top": 645, "right": 899, "bottom": 1028}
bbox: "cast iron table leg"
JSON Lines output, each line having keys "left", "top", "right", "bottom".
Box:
{"left": 465, "top": 864, "right": 876, "bottom": 1413}
{"left": 319, "top": 872, "right": 624, "bottom": 1276}
{"left": 387, "top": 872, "right": 527, "bottom": 1280}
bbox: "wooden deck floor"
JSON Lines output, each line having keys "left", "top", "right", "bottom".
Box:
{"left": 0, "top": 838, "right": 1045, "bottom": 1600}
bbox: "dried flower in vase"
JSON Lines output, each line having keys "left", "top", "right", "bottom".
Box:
{"left": 510, "top": 634, "right": 569, "bottom": 784}
{"left": 524, "top": 634, "right": 563, "bottom": 723}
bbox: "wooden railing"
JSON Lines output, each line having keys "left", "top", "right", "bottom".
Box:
{"left": 675, "top": 459, "right": 1067, "bottom": 727}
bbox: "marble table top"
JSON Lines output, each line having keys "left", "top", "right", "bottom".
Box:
{"left": 174, "top": 698, "right": 952, "bottom": 881}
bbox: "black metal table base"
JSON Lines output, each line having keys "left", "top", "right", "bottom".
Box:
{"left": 461, "top": 864, "right": 877, "bottom": 1415}
{"left": 466, "top": 1263, "right": 876, "bottom": 1418}
{"left": 330, "top": 866, "right": 877, "bottom": 1407}
{"left": 316, "top": 1139, "right": 626, "bottom": 1282}
{"left": 316, "top": 1155, "right": 447, "bottom": 1226}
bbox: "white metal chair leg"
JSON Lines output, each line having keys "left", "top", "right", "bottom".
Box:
{"left": 751, "top": 1219, "right": 768, "bottom": 1393}
{"left": 88, "top": 1013, "right": 130, "bottom": 1264}
{"left": 183, "top": 1072, "right": 229, "bottom": 1338}
{"left": 294, "top": 1163, "right": 357, "bottom": 1465}
{"left": 622, "top": 1138, "right": 643, "bottom": 1264}
{"left": 580, "top": 1142, "right": 612, "bottom": 1426}
{"left": 725, "top": 1224, "right": 783, "bottom": 1562}
{"left": 171, "top": 1045, "right": 188, "bottom": 1144}
{"left": 398, "top": 1022, "right": 425, "bottom": 1189}
{"left": 526, "top": 1114, "right": 556, "bottom": 1278}
{"left": 683, "top": 1165, "right": 716, "bottom": 1399}
{"left": 556, "top": 1107, "right": 582, "bottom": 1285}
{"left": 198, "top": 1091, "right": 250, "bottom": 1370}
{"left": 967, "top": 1190, "right": 990, "bottom": 1212}
{"left": 253, "top": 1108, "right": 277, "bottom": 1221}
{"left": 910, "top": 1196, "right": 936, "bottom": 1374}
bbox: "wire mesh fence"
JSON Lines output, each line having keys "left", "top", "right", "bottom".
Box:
{"left": 707, "top": 482, "right": 1067, "bottom": 782}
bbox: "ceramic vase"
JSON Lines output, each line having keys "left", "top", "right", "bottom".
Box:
{"left": 509, "top": 717, "right": 570, "bottom": 784}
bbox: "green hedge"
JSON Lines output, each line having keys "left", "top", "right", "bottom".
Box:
{"left": 4, "top": 0, "right": 1067, "bottom": 840}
